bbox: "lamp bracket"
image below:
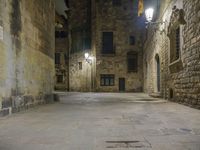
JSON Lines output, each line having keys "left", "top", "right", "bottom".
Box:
{"left": 146, "top": 21, "right": 167, "bottom": 34}
{"left": 86, "top": 58, "right": 92, "bottom": 64}
{"left": 146, "top": 21, "right": 166, "bottom": 25}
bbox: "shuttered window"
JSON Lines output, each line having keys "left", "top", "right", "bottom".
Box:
{"left": 127, "top": 52, "right": 138, "bottom": 72}
{"left": 55, "top": 53, "right": 61, "bottom": 64}
{"left": 102, "top": 32, "right": 114, "bottom": 54}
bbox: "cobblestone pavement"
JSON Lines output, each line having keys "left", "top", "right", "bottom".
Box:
{"left": 0, "top": 92, "right": 200, "bottom": 150}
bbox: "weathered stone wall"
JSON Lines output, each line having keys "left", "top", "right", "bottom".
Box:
{"left": 68, "top": 0, "right": 93, "bottom": 91}
{"left": 0, "top": 0, "right": 55, "bottom": 116}
{"left": 143, "top": 0, "right": 200, "bottom": 108}
{"left": 94, "top": 0, "right": 144, "bottom": 92}
{"left": 55, "top": 37, "right": 69, "bottom": 91}
{"left": 68, "top": 0, "right": 91, "bottom": 29}
{"left": 69, "top": 0, "right": 91, "bottom": 53}
{"left": 69, "top": 52, "right": 92, "bottom": 91}
{"left": 68, "top": 0, "right": 144, "bottom": 92}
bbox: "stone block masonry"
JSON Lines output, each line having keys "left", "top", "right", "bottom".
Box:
{"left": 0, "top": 0, "right": 56, "bottom": 116}
{"left": 143, "top": 0, "right": 200, "bottom": 108}
{"left": 55, "top": 14, "right": 69, "bottom": 91}
{"left": 68, "top": 0, "right": 144, "bottom": 92}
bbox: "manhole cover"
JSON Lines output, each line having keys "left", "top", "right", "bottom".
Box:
{"left": 105, "top": 140, "right": 151, "bottom": 149}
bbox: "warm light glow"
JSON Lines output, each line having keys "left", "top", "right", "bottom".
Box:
{"left": 84, "top": 53, "right": 93, "bottom": 64}
{"left": 145, "top": 8, "right": 154, "bottom": 22}
{"left": 88, "top": 56, "right": 93, "bottom": 60}
{"left": 84, "top": 53, "right": 89, "bottom": 59}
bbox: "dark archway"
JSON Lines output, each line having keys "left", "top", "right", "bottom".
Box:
{"left": 155, "top": 54, "right": 160, "bottom": 92}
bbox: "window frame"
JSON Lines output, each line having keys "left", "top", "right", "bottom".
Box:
{"left": 100, "top": 74, "right": 115, "bottom": 86}
{"left": 112, "top": 0, "right": 121, "bottom": 6}
{"left": 55, "top": 31, "right": 68, "bottom": 38}
{"left": 102, "top": 32, "right": 115, "bottom": 55}
{"left": 64, "top": 54, "right": 68, "bottom": 65}
{"left": 129, "top": 36, "right": 136, "bottom": 45}
{"left": 167, "top": 7, "right": 186, "bottom": 73}
{"left": 78, "top": 62, "right": 82, "bottom": 70}
{"left": 127, "top": 52, "right": 138, "bottom": 73}
{"left": 55, "top": 53, "right": 61, "bottom": 65}
{"left": 57, "top": 75, "right": 64, "bottom": 83}
{"left": 175, "top": 27, "right": 180, "bottom": 60}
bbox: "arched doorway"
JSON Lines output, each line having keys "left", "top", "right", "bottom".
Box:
{"left": 155, "top": 54, "right": 160, "bottom": 92}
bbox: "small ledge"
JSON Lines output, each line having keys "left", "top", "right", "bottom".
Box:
{"left": 150, "top": 92, "right": 162, "bottom": 98}
{"left": 169, "top": 58, "right": 183, "bottom": 73}
{"left": 101, "top": 53, "right": 116, "bottom": 57}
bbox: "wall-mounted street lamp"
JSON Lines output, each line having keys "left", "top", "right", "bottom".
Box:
{"left": 84, "top": 52, "right": 93, "bottom": 64}
{"left": 145, "top": 8, "right": 154, "bottom": 22}
{"left": 145, "top": 8, "right": 166, "bottom": 32}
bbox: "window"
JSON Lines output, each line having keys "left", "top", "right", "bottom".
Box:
{"left": 127, "top": 52, "right": 138, "bottom": 72}
{"left": 55, "top": 53, "right": 61, "bottom": 64}
{"left": 169, "top": 26, "right": 181, "bottom": 63}
{"left": 167, "top": 7, "right": 186, "bottom": 73}
{"left": 71, "top": 31, "right": 82, "bottom": 53}
{"left": 60, "top": 31, "right": 67, "bottom": 38}
{"left": 64, "top": 54, "right": 68, "bottom": 65}
{"left": 102, "top": 32, "right": 114, "bottom": 54}
{"left": 83, "top": 34, "right": 91, "bottom": 50}
{"left": 167, "top": 7, "right": 186, "bottom": 66}
{"left": 100, "top": 74, "right": 115, "bottom": 86}
{"left": 112, "top": 0, "right": 121, "bottom": 6}
{"left": 55, "top": 31, "right": 60, "bottom": 38}
{"left": 129, "top": 36, "right": 136, "bottom": 45}
{"left": 175, "top": 27, "right": 180, "bottom": 60}
{"left": 65, "top": 0, "right": 69, "bottom": 7}
{"left": 78, "top": 62, "right": 82, "bottom": 70}
{"left": 55, "top": 31, "right": 68, "bottom": 38}
{"left": 71, "top": 29, "right": 91, "bottom": 53}
{"left": 57, "top": 75, "right": 63, "bottom": 83}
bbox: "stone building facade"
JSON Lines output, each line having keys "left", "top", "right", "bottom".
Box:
{"left": 68, "top": 0, "right": 93, "bottom": 92}
{"left": 55, "top": 13, "right": 69, "bottom": 91}
{"left": 68, "top": 0, "right": 144, "bottom": 92}
{"left": 143, "top": 0, "right": 200, "bottom": 108}
{"left": 0, "top": 0, "right": 55, "bottom": 116}
{"left": 94, "top": 0, "right": 144, "bottom": 92}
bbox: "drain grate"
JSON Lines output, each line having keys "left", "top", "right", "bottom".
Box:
{"left": 106, "top": 140, "right": 151, "bottom": 149}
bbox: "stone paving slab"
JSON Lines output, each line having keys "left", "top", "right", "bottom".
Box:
{"left": 0, "top": 92, "right": 200, "bottom": 150}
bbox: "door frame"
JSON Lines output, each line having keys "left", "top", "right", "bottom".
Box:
{"left": 119, "top": 78, "right": 125, "bottom": 92}
{"left": 155, "top": 54, "right": 160, "bottom": 92}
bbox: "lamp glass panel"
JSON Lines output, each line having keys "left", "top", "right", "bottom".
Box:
{"left": 84, "top": 53, "right": 89, "bottom": 59}
{"left": 145, "top": 8, "right": 154, "bottom": 22}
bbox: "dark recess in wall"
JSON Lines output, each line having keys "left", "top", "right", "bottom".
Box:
{"left": 10, "top": 0, "right": 21, "bottom": 37}
{"left": 10, "top": 0, "right": 22, "bottom": 54}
